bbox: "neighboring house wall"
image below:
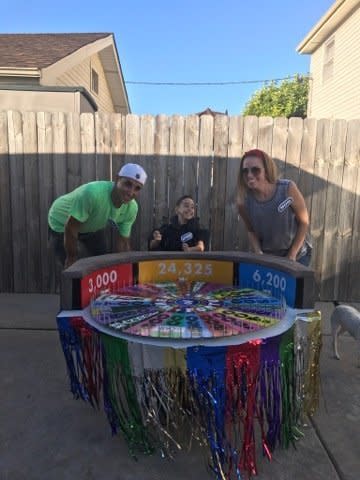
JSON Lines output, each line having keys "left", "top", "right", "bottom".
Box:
{"left": 0, "top": 90, "right": 95, "bottom": 113}
{"left": 56, "top": 53, "right": 115, "bottom": 113}
{"left": 0, "top": 77, "right": 39, "bottom": 86}
{"left": 308, "top": 6, "right": 360, "bottom": 119}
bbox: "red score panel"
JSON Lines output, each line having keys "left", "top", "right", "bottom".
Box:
{"left": 80, "top": 263, "right": 133, "bottom": 308}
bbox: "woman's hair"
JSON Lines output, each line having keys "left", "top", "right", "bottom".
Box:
{"left": 237, "top": 149, "right": 278, "bottom": 200}
{"left": 175, "top": 195, "right": 194, "bottom": 207}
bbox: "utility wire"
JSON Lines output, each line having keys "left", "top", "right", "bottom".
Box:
{"left": 125, "top": 74, "right": 306, "bottom": 86}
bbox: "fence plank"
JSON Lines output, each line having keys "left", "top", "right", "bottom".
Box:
{"left": 154, "top": 115, "right": 169, "bottom": 226}
{"left": 257, "top": 116, "right": 273, "bottom": 154}
{"left": 184, "top": 115, "right": 199, "bottom": 200}
{"left": 107, "top": 113, "right": 126, "bottom": 254}
{"left": 272, "top": 117, "right": 288, "bottom": 177}
{"left": 211, "top": 115, "right": 229, "bottom": 250}
{"left": 337, "top": 120, "right": 360, "bottom": 300}
{"left": 138, "top": 115, "right": 156, "bottom": 250}
{"left": 95, "top": 112, "right": 111, "bottom": 180}
{"left": 242, "top": 116, "right": 259, "bottom": 152}
{"left": 0, "top": 112, "right": 13, "bottom": 291}
{"left": 285, "top": 117, "right": 303, "bottom": 184}
{"left": 23, "top": 112, "right": 41, "bottom": 292}
{"left": 311, "top": 119, "right": 332, "bottom": 286}
{"left": 52, "top": 112, "right": 67, "bottom": 199}
{"left": 320, "top": 119, "right": 347, "bottom": 300}
{"left": 198, "top": 115, "right": 213, "bottom": 235}
{"left": 125, "top": 114, "right": 141, "bottom": 249}
{"left": 8, "top": 111, "right": 27, "bottom": 292}
{"left": 51, "top": 112, "right": 68, "bottom": 290}
{"left": 224, "top": 116, "right": 245, "bottom": 250}
{"left": 37, "top": 112, "right": 55, "bottom": 293}
{"left": 348, "top": 121, "right": 360, "bottom": 301}
{"left": 111, "top": 113, "right": 126, "bottom": 179}
{"left": 67, "top": 113, "right": 81, "bottom": 192}
{"left": 169, "top": 115, "right": 185, "bottom": 209}
{"left": 298, "top": 118, "right": 317, "bottom": 220}
{"left": 80, "top": 113, "right": 96, "bottom": 183}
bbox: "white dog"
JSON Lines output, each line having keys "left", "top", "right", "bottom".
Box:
{"left": 330, "top": 301, "right": 360, "bottom": 364}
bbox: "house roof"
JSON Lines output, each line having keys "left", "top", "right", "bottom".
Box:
{"left": 297, "top": 0, "right": 360, "bottom": 54}
{"left": 196, "top": 107, "right": 228, "bottom": 116}
{"left": 0, "top": 33, "right": 111, "bottom": 69}
{"left": 0, "top": 33, "right": 130, "bottom": 113}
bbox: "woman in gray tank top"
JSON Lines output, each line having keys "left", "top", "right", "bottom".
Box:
{"left": 237, "top": 149, "right": 312, "bottom": 266}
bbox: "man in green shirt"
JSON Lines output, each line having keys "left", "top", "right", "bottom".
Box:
{"left": 48, "top": 163, "right": 147, "bottom": 268}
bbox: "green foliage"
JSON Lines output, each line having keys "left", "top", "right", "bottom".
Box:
{"left": 242, "top": 75, "right": 310, "bottom": 118}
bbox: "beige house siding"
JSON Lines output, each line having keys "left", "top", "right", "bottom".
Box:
{"left": 308, "top": 6, "right": 360, "bottom": 119}
{"left": 56, "top": 53, "right": 115, "bottom": 113}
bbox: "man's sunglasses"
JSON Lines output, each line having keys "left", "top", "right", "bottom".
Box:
{"left": 242, "top": 166, "right": 262, "bottom": 176}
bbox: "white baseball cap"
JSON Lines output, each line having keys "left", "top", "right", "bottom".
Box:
{"left": 118, "top": 163, "right": 147, "bottom": 185}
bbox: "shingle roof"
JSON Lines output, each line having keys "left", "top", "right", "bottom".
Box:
{"left": 0, "top": 33, "right": 111, "bottom": 69}
{"left": 197, "top": 107, "right": 228, "bottom": 116}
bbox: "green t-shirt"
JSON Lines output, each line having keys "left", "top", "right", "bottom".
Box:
{"left": 48, "top": 181, "right": 138, "bottom": 237}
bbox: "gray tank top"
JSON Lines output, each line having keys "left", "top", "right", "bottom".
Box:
{"left": 245, "top": 179, "right": 309, "bottom": 258}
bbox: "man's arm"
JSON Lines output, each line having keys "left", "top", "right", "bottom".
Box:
{"left": 116, "top": 235, "right": 131, "bottom": 252}
{"left": 64, "top": 216, "right": 83, "bottom": 268}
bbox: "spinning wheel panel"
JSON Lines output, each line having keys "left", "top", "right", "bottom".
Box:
{"left": 90, "top": 282, "right": 286, "bottom": 340}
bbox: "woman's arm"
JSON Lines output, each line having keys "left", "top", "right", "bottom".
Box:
{"left": 238, "top": 203, "right": 263, "bottom": 254}
{"left": 287, "top": 181, "right": 309, "bottom": 261}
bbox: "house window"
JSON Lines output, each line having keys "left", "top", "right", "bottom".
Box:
{"left": 91, "top": 68, "right": 99, "bottom": 95}
{"left": 323, "top": 37, "right": 335, "bottom": 83}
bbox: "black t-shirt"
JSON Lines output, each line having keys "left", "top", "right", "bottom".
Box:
{"left": 149, "top": 216, "right": 209, "bottom": 251}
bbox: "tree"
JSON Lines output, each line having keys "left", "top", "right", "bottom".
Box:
{"left": 242, "top": 75, "right": 309, "bottom": 118}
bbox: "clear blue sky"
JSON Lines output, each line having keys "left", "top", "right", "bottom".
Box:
{"left": 2, "top": 0, "right": 334, "bottom": 115}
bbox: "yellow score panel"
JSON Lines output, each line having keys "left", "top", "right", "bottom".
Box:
{"left": 138, "top": 260, "right": 234, "bottom": 284}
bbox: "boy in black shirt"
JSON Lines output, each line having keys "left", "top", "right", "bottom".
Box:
{"left": 149, "top": 195, "right": 209, "bottom": 251}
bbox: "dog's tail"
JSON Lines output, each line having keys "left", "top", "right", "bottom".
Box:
{"left": 333, "top": 300, "right": 340, "bottom": 307}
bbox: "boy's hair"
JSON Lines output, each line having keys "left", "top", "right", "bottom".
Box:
{"left": 175, "top": 195, "right": 194, "bottom": 207}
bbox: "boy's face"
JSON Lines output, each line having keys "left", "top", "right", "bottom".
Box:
{"left": 176, "top": 198, "right": 195, "bottom": 224}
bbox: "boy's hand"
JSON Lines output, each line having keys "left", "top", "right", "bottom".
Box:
{"left": 153, "top": 230, "right": 162, "bottom": 241}
{"left": 182, "top": 243, "right": 189, "bottom": 252}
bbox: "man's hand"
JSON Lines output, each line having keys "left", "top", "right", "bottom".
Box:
{"left": 117, "top": 235, "right": 131, "bottom": 252}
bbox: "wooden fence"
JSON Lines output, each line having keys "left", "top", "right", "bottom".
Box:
{"left": 0, "top": 111, "right": 359, "bottom": 301}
